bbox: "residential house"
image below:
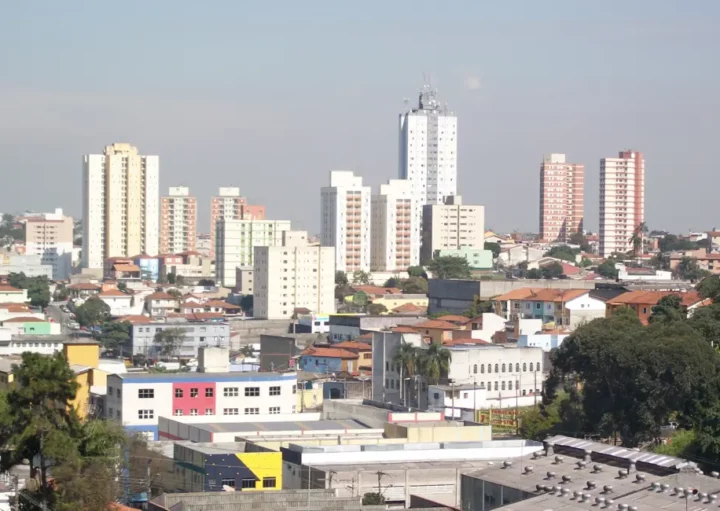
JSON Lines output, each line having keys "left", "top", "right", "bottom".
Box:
{"left": 328, "top": 314, "right": 426, "bottom": 342}
{"left": 104, "top": 258, "right": 142, "bottom": 282}
{"left": 0, "top": 285, "right": 27, "bottom": 304}
{"left": 0, "top": 303, "right": 43, "bottom": 323}
{"left": 333, "top": 340, "right": 372, "bottom": 372}
{"left": 67, "top": 282, "right": 101, "bottom": 299}
{"left": 130, "top": 321, "right": 230, "bottom": 358}
{"left": 347, "top": 285, "right": 429, "bottom": 313}
{"left": 298, "top": 347, "right": 358, "bottom": 374}
{"left": 391, "top": 302, "right": 427, "bottom": 315}
{"left": 616, "top": 264, "right": 672, "bottom": 281}
{"left": 97, "top": 288, "right": 136, "bottom": 316}
{"left": 1, "top": 317, "right": 61, "bottom": 336}
{"left": 494, "top": 288, "right": 606, "bottom": 330}
{"left": 408, "top": 319, "right": 461, "bottom": 343}
{"left": 606, "top": 290, "right": 709, "bottom": 325}
{"left": 670, "top": 248, "right": 720, "bottom": 276}
{"left": 146, "top": 291, "right": 178, "bottom": 318}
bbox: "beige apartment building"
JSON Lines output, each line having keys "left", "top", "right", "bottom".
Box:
{"left": 371, "top": 179, "right": 418, "bottom": 271}
{"left": 215, "top": 218, "right": 291, "bottom": 288}
{"left": 209, "top": 187, "right": 265, "bottom": 258}
{"left": 599, "top": 150, "right": 645, "bottom": 257}
{"left": 539, "top": 153, "right": 584, "bottom": 242}
{"left": 160, "top": 186, "right": 197, "bottom": 254}
{"left": 421, "top": 196, "right": 484, "bottom": 263}
{"left": 253, "top": 231, "right": 335, "bottom": 319}
{"left": 23, "top": 208, "right": 74, "bottom": 280}
{"left": 82, "top": 143, "right": 159, "bottom": 269}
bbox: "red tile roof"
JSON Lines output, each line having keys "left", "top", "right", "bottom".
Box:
{"left": 357, "top": 332, "right": 373, "bottom": 340}
{"left": 2, "top": 317, "right": 45, "bottom": 323}
{"left": 435, "top": 314, "right": 470, "bottom": 323}
{"left": 112, "top": 264, "right": 140, "bottom": 272}
{"left": 98, "top": 289, "right": 130, "bottom": 297}
{"left": 494, "top": 288, "right": 589, "bottom": 302}
{"left": 0, "top": 285, "right": 22, "bottom": 293}
{"left": 301, "top": 347, "right": 358, "bottom": 359}
{"left": 0, "top": 303, "right": 31, "bottom": 312}
{"left": 116, "top": 315, "right": 151, "bottom": 324}
{"left": 333, "top": 341, "right": 372, "bottom": 350}
{"left": 204, "top": 300, "right": 240, "bottom": 309}
{"left": 67, "top": 283, "right": 102, "bottom": 290}
{"left": 411, "top": 319, "right": 461, "bottom": 330}
{"left": 147, "top": 292, "right": 176, "bottom": 300}
{"left": 392, "top": 302, "right": 426, "bottom": 313}
{"left": 352, "top": 285, "right": 402, "bottom": 295}
{"left": 608, "top": 290, "right": 707, "bottom": 307}
{"left": 442, "top": 338, "right": 490, "bottom": 347}
{"left": 391, "top": 326, "right": 421, "bottom": 334}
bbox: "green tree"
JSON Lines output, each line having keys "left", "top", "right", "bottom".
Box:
{"left": 198, "top": 278, "right": 216, "bottom": 286}
{"left": 544, "top": 245, "right": 578, "bottom": 262}
{"left": 419, "top": 342, "right": 451, "bottom": 384}
{"left": 650, "top": 252, "right": 670, "bottom": 271}
{"left": 99, "top": 321, "right": 132, "bottom": 354}
{"left": 541, "top": 261, "right": 564, "bottom": 279}
{"left": 74, "top": 297, "right": 111, "bottom": 328}
{"left": 240, "top": 294, "right": 253, "bottom": 314}
{"left": 393, "top": 341, "right": 420, "bottom": 377}
{"left": 1, "top": 352, "right": 81, "bottom": 506}
{"left": 352, "top": 270, "right": 371, "bottom": 285}
{"left": 464, "top": 295, "right": 493, "bottom": 318}
{"left": 335, "top": 271, "right": 349, "bottom": 287}
{"left": 166, "top": 272, "right": 177, "bottom": 284}
{"left": 366, "top": 303, "right": 388, "bottom": 315}
{"left": 239, "top": 345, "right": 254, "bottom": 358}
{"left": 426, "top": 256, "right": 471, "bottom": 280}
{"left": 117, "top": 281, "right": 128, "bottom": 293}
{"left": 674, "top": 257, "right": 709, "bottom": 281}
{"left": 484, "top": 242, "right": 501, "bottom": 258}
{"left": 53, "top": 284, "right": 70, "bottom": 301}
{"left": 401, "top": 276, "right": 428, "bottom": 294}
{"left": 407, "top": 265, "right": 427, "bottom": 279}
{"left": 698, "top": 274, "right": 720, "bottom": 302}
{"left": 362, "top": 493, "right": 385, "bottom": 505}
{"left": 648, "top": 294, "right": 685, "bottom": 324}
{"left": 27, "top": 276, "right": 51, "bottom": 308}
{"left": 629, "top": 222, "right": 648, "bottom": 257}
{"left": 596, "top": 260, "right": 618, "bottom": 279}
{"left": 526, "top": 268, "right": 542, "bottom": 279}
{"left": 659, "top": 234, "right": 699, "bottom": 253}
{"left": 688, "top": 304, "right": 720, "bottom": 349}
{"left": 569, "top": 231, "right": 592, "bottom": 252}
{"left": 167, "top": 288, "right": 183, "bottom": 300}
{"left": 154, "top": 327, "right": 187, "bottom": 359}
{"left": 383, "top": 277, "right": 400, "bottom": 288}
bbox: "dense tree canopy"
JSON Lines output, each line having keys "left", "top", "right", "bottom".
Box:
{"left": 659, "top": 234, "right": 701, "bottom": 253}
{"left": 426, "top": 256, "right": 471, "bottom": 280}
{"left": 401, "top": 276, "right": 428, "bottom": 294}
{"left": 596, "top": 260, "right": 618, "bottom": 279}
{"left": 484, "top": 242, "right": 501, "bottom": 258}
{"left": 74, "top": 297, "right": 110, "bottom": 327}
{"left": 541, "top": 261, "right": 564, "bottom": 279}
{"left": 407, "top": 265, "right": 428, "bottom": 279}
{"left": 154, "top": 327, "right": 188, "bottom": 360}
{"left": 8, "top": 272, "right": 51, "bottom": 308}
{"left": 674, "top": 257, "right": 709, "bottom": 281}
{"left": 544, "top": 245, "right": 579, "bottom": 262}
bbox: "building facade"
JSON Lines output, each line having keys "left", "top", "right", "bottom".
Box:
{"left": 23, "top": 208, "right": 73, "bottom": 280}
{"left": 105, "top": 371, "right": 298, "bottom": 440}
{"left": 130, "top": 321, "right": 230, "bottom": 358}
{"left": 320, "top": 171, "right": 371, "bottom": 273}
{"left": 539, "top": 153, "right": 584, "bottom": 243}
{"left": 399, "top": 84, "right": 458, "bottom": 210}
{"left": 421, "top": 196, "right": 485, "bottom": 263}
{"left": 215, "top": 218, "right": 291, "bottom": 288}
{"left": 253, "top": 231, "right": 335, "bottom": 319}
{"left": 160, "top": 186, "right": 197, "bottom": 254}
{"left": 82, "top": 143, "right": 159, "bottom": 269}
{"left": 599, "top": 150, "right": 645, "bottom": 257}
{"left": 371, "top": 179, "right": 418, "bottom": 271}
{"left": 210, "top": 187, "right": 265, "bottom": 259}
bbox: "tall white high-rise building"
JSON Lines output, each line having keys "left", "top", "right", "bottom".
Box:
{"left": 320, "top": 171, "right": 371, "bottom": 273}
{"left": 253, "top": 231, "right": 336, "bottom": 319}
{"left": 599, "top": 150, "right": 645, "bottom": 257}
{"left": 371, "top": 179, "right": 418, "bottom": 272}
{"left": 82, "top": 143, "right": 159, "bottom": 270}
{"left": 399, "top": 84, "right": 458, "bottom": 244}
{"left": 160, "top": 186, "right": 197, "bottom": 255}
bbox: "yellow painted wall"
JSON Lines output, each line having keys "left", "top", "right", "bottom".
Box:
{"left": 385, "top": 423, "right": 492, "bottom": 442}
{"left": 235, "top": 452, "right": 282, "bottom": 491}
{"left": 298, "top": 386, "right": 323, "bottom": 411}
{"left": 0, "top": 372, "right": 14, "bottom": 391}
{"left": 63, "top": 343, "right": 100, "bottom": 369}
{"left": 70, "top": 370, "right": 91, "bottom": 419}
{"left": 372, "top": 296, "right": 429, "bottom": 311}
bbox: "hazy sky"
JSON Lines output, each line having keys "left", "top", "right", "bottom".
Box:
{"left": 1, "top": 1, "right": 718, "bottom": 235}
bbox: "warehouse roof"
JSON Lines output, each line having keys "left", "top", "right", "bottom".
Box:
{"left": 188, "top": 419, "right": 369, "bottom": 434}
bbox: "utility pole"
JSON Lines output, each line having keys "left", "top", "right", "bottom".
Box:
{"left": 12, "top": 475, "right": 18, "bottom": 511}
{"left": 450, "top": 380, "right": 455, "bottom": 419}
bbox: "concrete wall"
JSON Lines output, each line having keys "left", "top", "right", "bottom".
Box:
{"left": 384, "top": 423, "right": 492, "bottom": 443}
{"left": 428, "top": 279, "right": 597, "bottom": 314}
{"left": 229, "top": 318, "right": 295, "bottom": 345}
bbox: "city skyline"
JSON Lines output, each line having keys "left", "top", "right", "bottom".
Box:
{"left": 1, "top": 2, "right": 718, "bottom": 235}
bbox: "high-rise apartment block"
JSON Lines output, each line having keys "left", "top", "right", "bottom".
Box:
{"left": 160, "top": 186, "right": 197, "bottom": 255}
{"left": 23, "top": 208, "right": 73, "bottom": 280}
{"left": 371, "top": 179, "right": 418, "bottom": 271}
{"left": 215, "top": 218, "right": 291, "bottom": 287}
{"left": 539, "top": 153, "right": 584, "bottom": 243}
{"left": 253, "top": 231, "right": 335, "bottom": 319}
{"left": 82, "top": 143, "right": 159, "bottom": 269}
{"left": 599, "top": 150, "right": 645, "bottom": 257}
{"left": 209, "top": 187, "right": 265, "bottom": 258}
{"left": 399, "top": 84, "right": 458, "bottom": 240}
{"left": 320, "top": 171, "right": 371, "bottom": 273}
{"left": 421, "top": 196, "right": 485, "bottom": 263}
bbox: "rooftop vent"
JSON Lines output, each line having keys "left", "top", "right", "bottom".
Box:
{"left": 577, "top": 460, "right": 587, "bottom": 469}
{"left": 580, "top": 493, "right": 592, "bottom": 502}
{"left": 603, "top": 485, "right": 613, "bottom": 493}
{"left": 524, "top": 466, "right": 534, "bottom": 474}
{"left": 604, "top": 499, "right": 614, "bottom": 508}
{"left": 661, "top": 483, "right": 670, "bottom": 492}
{"left": 635, "top": 474, "right": 646, "bottom": 482}
{"left": 586, "top": 481, "right": 596, "bottom": 489}
{"left": 593, "top": 464, "right": 603, "bottom": 473}
{"left": 650, "top": 482, "right": 660, "bottom": 491}
{"left": 617, "top": 504, "right": 628, "bottom": 510}
{"left": 553, "top": 485, "right": 562, "bottom": 493}
{"left": 584, "top": 449, "right": 592, "bottom": 463}
{"left": 546, "top": 471, "right": 556, "bottom": 479}
{"left": 711, "top": 471, "right": 720, "bottom": 478}
{"left": 595, "top": 496, "right": 606, "bottom": 505}
{"left": 502, "top": 461, "right": 513, "bottom": 469}
{"left": 561, "top": 475, "right": 572, "bottom": 484}
{"left": 554, "top": 455, "right": 564, "bottom": 464}
{"left": 618, "top": 469, "right": 628, "bottom": 478}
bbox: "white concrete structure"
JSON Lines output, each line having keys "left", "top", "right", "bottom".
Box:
{"left": 399, "top": 84, "right": 458, "bottom": 240}
{"left": 96, "top": 289, "right": 139, "bottom": 316}
{"left": 371, "top": 179, "right": 418, "bottom": 271}
{"left": 82, "top": 143, "right": 159, "bottom": 269}
{"left": 215, "top": 218, "right": 291, "bottom": 288}
{"left": 320, "top": 171, "right": 371, "bottom": 273}
{"left": 617, "top": 263, "right": 672, "bottom": 281}
{"left": 599, "top": 150, "right": 645, "bottom": 257}
{"left": 106, "top": 369, "right": 298, "bottom": 440}
{"left": 517, "top": 332, "right": 569, "bottom": 352}
{"left": 0, "top": 286, "right": 27, "bottom": 304}
{"left": 421, "top": 195, "right": 485, "bottom": 263}
{"left": 253, "top": 231, "right": 335, "bottom": 319}
{"left": 0, "top": 334, "right": 65, "bottom": 356}
{"left": 447, "top": 345, "right": 545, "bottom": 401}
{"left": 0, "top": 254, "right": 52, "bottom": 279}
{"left": 23, "top": 208, "right": 73, "bottom": 280}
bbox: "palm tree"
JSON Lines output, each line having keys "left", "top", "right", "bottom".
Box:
{"left": 393, "top": 341, "right": 420, "bottom": 406}
{"left": 419, "top": 341, "right": 451, "bottom": 384}
{"left": 629, "top": 222, "right": 648, "bottom": 260}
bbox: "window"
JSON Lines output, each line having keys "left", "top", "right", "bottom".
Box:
{"left": 529, "top": 363, "right": 534, "bottom": 371}
{"left": 116, "top": 389, "right": 121, "bottom": 398}
{"left": 175, "top": 389, "right": 183, "bottom": 398}
{"left": 244, "top": 408, "right": 259, "bottom": 415}
{"left": 523, "top": 363, "right": 527, "bottom": 372}
{"left": 473, "top": 364, "right": 477, "bottom": 374}
{"left": 488, "top": 365, "right": 492, "bottom": 374}
{"left": 292, "top": 384, "right": 297, "bottom": 394}
{"left": 463, "top": 392, "right": 469, "bottom": 399}
{"left": 189, "top": 409, "right": 198, "bottom": 416}
{"left": 386, "top": 361, "right": 389, "bottom": 371}
{"left": 138, "top": 410, "right": 154, "bottom": 419}
{"left": 269, "top": 386, "right": 281, "bottom": 396}
{"left": 494, "top": 364, "right": 499, "bottom": 373}
{"left": 190, "top": 388, "right": 198, "bottom": 398}
{"left": 433, "top": 392, "right": 440, "bottom": 400}
{"left": 509, "top": 381, "right": 513, "bottom": 391}
{"left": 502, "top": 363, "right": 506, "bottom": 373}
{"left": 292, "top": 405, "right": 296, "bottom": 412}
{"left": 241, "top": 479, "right": 255, "bottom": 489}
{"left": 221, "top": 478, "right": 235, "bottom": 488}
{"left": 138, "top": 389, "right": 154, "bottom": 399}
{"left": 501, "top": 381, "right": 506, "bottom": 391}
{"left": 515, "top": 363, "right": 520, "bottom": 372}
{"left": 263, "top": 477, "right": 277, "bottom": 488}
{"left": 205, "top": 408, "right": 213, "bottom": 415}
{"left": 390, "top": 380, "right": 394, "bottom": 389}
{"left": 269, "top": 406, "right": 280, "bottom": 414}
{"left": 205, "top": 388, "right": 214, "bottom": 398}
{"left": 108, "top": 407, "right": 113, "bottom": 417}
{"left": 174, "top": 409, "right": 183, "bottom": 416}
{"left": 245, "top": 387, "right": 260, "bottom": 397}
{"left": 108, "top": 386, "right": 114, "bottom": 395}
{"left": 224, "top": 387, "right": 239, "bottom": 397}
{"left": 223, "top": 408, "right": 239, "bottom": 415}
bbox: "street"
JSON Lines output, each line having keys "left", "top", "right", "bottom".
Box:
{"left": 46, "top": 302, "right": 71, "bottom": 334}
